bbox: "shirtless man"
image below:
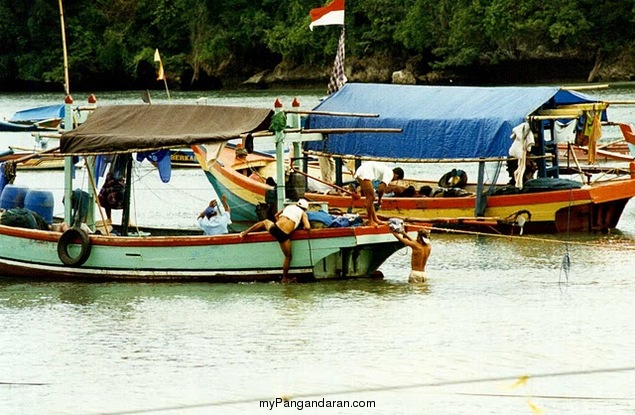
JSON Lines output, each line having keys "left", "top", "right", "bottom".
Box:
{"left": 353, "top": 161, "right": 404, "bottom": 226}
{"left": 392, "top": 228, "right": 431, "bottom": 283}
{"left": 240, "top": 198, "right": 311, "bottom": 283}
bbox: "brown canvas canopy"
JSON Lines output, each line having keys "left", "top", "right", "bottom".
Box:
{"left": 60, "top": 105, "right": 273, "bottom": 155}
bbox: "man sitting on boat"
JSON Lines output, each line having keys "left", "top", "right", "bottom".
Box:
{"left": 353, "top": 161, "right": 404, "bottom": 227}
{"left": 197, "top": 194, "right": 232, "bottom": 235}
{"left": 239, "top": 198, "right": 311, "bottom": 283}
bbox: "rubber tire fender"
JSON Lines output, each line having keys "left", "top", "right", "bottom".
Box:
{"left": 57, "top": 227, "right": 92, "bottom": 266}
{"left": 438, "top": 169, "right": 468, "bottom": 188}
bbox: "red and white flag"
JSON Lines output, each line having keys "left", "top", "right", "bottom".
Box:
{"left": 309, "top": 0, "right": 345, "bottom": 31}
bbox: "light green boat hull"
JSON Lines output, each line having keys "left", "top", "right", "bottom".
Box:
{"left": 0, "top": 225, "right": 403, "bottom": 282}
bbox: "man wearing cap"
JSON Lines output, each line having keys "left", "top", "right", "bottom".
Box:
{"left": 197, "top": 194, "right": 232, "bottom": 235}
{"left": 239, "top": 198, "right": 311, "bottom": 283}
{"left": 392, "top": 228, "right": 431, "bottom": 283}
{"left": 354, "top": 161, "right": 405, "bottom": 227}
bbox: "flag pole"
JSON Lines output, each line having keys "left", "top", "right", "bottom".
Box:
{"left": 58, "top": 0, "right": 70, "bottom": 95}
{"left": 163, "top": 77, "right": 171, "bottom": 100}
{"left": 154, "top": 49, "right": 171, "bottom": 99}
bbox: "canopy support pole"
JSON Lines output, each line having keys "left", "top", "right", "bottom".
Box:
{"left": 474, "top": 160, "right": 487, "bottom": 217}
{"left": 121, "top": 154, "right": 133, "bottom": 236}
{"left": 63, "top": 100, "right": 73, "bottom": 225}
{"left": 275, "top": 130, "right": 286, "bottom": 212}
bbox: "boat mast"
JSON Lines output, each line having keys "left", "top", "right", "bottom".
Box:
{"left": 58, "top": 0, "right": 70, "bottom": 95}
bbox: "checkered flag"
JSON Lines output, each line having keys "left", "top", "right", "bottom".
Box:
{"left": 327, "top": 27, "right": 347, "bottom": 95}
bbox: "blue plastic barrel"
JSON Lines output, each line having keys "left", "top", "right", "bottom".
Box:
{"left": 0, "top": 185, "right": 28, "bottom": 209}
{"left": 24, "top": 189, "right": 55, "bottom": 223}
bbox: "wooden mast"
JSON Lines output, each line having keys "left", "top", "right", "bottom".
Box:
{"left": 58, "top": 0, "right": 70, "bottom": 95}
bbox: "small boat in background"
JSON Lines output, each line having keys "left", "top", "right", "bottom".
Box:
{"left": 0, "top": 147, "right": 70, "bottom": 170}
{"left": 617, "top": 122, "right": 635, "bottom": 159}
{"left": 0, "top": 104, "right": 64, "bottom": 132}
{"left": 557, "top": 141, "right": 633, "bottom": 163}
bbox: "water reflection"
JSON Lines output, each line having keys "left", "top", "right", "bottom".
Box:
{"left": 0, "top": 278, "right": 424, "bottom": 310}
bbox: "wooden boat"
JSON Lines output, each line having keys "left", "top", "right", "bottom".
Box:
{"left": 0, "top": 103, "right": 406, "bottom": 282}
{"left": 617, "top": 122, "right": 635, "bottom": 159}
{"left": 205, "top": 84, "right": 635, "bottom": 234}
{"left": 169, "top": 148, "right": 199, "bottom": 167}
{"left": 0, "top": 147, "right": 73, "bottom": 170}
{"left": 557, "top": 141, "right": 633, "bottom": 163}
{"left": 206, "top": 145, "right": 635, "bottom": 234}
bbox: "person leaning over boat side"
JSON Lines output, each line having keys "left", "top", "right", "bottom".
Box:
{"left": 392, "top": 228, "right": 431, "bottom": 283}
{"left": 353, "top": 161, "right": 404, "bottom": 226}
{"left": 197, "top": 194, "right": 232, "bottom": 235}
{"left": 98, "top": 172, "right": 126, "bottom": 223}
{"left": 239, "top": 198, "right": 311, "bottom": 283}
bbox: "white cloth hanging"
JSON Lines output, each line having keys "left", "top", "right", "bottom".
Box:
{"left": 509, "top": 122, "right": 535, "bottom": 189}
{"left": 554, "top": 119, "right": 577, "bottom": 143}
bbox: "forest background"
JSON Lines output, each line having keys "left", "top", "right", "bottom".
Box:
{"left": 2, "top": 0, "right": 635, "bottom": 92}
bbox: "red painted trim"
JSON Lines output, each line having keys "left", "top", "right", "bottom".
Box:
{"left": 0, "top": 223, "right": 393, "bottom": 248}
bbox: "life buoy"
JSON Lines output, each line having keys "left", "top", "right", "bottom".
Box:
{"left": 438, "top": 169, "right": 468, "bottom": 188}
{"left": 57, "top": 228, "right": 92, "bottom": 266}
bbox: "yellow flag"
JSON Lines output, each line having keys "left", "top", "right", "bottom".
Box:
{"left": 157, "top": 62, "right": 165, "bottom": 81}
{"left": 154, "top": 49, "right": 165, "bottom": 81}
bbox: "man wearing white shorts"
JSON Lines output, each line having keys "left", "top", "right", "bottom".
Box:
{"left": 392, "top": 228, "right": 431, "bottom": 283}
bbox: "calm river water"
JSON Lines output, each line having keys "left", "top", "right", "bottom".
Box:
{"left": 1, "top": 87, "right": 634, "bottom": 414}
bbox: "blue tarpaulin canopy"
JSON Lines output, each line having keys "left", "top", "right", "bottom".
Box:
{"left": 304, "top": 83, "right": 605, "bottom": 159}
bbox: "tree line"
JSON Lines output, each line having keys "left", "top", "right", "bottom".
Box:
{"left": 1, "top": 0, "right": 634, "bottom": 92}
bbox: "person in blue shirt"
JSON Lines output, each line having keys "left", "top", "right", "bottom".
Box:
{"left": 197, "top": 194, "right": 232, "bottom": 235}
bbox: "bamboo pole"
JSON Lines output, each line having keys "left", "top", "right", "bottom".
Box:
{"left": 289, "top": 166, "right": 360, "bottom": 199}
{"left": 561, "top": 84, "right": 609, "bottom": 91}
{"left": 596, "top": 139, "right": 625, "bottom": 150}
{"left": 163, "top": 78, "right": 171, "bottom": 100}
{"left": 13, "top": 146, "right": 60, "bottom": 164}
{"left": 30, "top": 133, "right": 62, "bottom": 139}
{"left": 239, "top": 126, "right": 401, "bottom": 139}
{"left": 302, "top": 127, "right": 402, "bottom": 134}
{"left": 83, "top": 157, "right": 110, "bottom": 236}
{"left": 604, "top": 101, "right": 635, "bottom": 105}
{"left": 304, "top": 150, "right": 549, "bottom": 164}
{"left": 285, "top": 109, "right": 379, "bottom": 118}
{"left": 568, "top": 142, "right": 589, "bottom": 184}
{"left": 58, "top": 0, "right": 70, "bottom": 95}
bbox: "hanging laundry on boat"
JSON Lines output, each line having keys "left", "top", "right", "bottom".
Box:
{"left": 509, "top": 122, "right": 535, "bottom": 190}
{"left": 136, "top": 149, "right": 172, "bottom": 182}
{"left": 554, "top": 119, "right": 577, "bottom": 143}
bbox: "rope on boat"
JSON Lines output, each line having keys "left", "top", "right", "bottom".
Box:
{"left": 559, "top": 188, "right": 574, "bottom": 286}
{"left": 422, "top": 226, "right": 635, "bottom": 250}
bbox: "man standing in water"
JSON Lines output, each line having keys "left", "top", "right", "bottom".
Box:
{"left": 392, "top": 228, "right": 431, "bottom": 283}
{"left": 353, "top": 161, "right": 404, "bottom": 226}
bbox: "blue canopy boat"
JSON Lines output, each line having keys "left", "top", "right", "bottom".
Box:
{"left": 202, "top": 83, "right": 635, "bottom": 233}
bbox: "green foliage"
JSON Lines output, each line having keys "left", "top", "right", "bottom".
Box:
{"left": 0, "top": 0, "right": 634, "bottom": 89}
